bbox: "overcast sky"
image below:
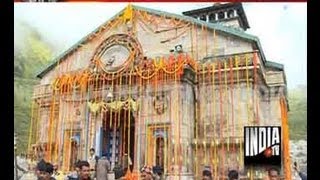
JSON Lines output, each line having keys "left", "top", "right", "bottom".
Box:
{"left": 14, "top": 2, "right": 306, "bottom": 89}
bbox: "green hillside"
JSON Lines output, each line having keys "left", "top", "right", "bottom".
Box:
{"left": 14, "top": 19, "right": 53, "bottom": 153}
{"left": 287, "top": 85, "right": 307, "bottom": 140}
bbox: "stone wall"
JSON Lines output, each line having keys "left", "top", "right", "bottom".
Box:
{"left": 40, "top": 11, "right": 254, "bottom": 85}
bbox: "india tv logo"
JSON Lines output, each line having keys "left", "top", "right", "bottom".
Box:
{"left": 244, "top": 126, "right": 281, "bottom": 166}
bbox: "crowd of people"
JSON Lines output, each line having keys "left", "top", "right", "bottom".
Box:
{"left": 17, "top": 148, "right": 307, "bottom": 180}
{"left": 18, "top": 147, "right": 135, "bottom": 180}
{"left": 19, "top": 162, "right": 308, "bottom": 180}
{"left": 201, "top": 166, "right": 307, "bottom": 180}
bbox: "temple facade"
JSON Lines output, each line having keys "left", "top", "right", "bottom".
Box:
{"left": 29, "top": 3, "right": 291, "bottom": 179}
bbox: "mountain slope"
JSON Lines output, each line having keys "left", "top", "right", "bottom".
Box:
{"left": 14, "top": 19, "right": 53, "bottom": 153}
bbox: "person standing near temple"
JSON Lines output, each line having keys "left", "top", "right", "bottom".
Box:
{"left": 96, "top": 155, "right": 111, "bottom": 180}
{"left": 78, "top": 161, "right": 92, "bottom": 180}
{"left": 35, "top": 160, "right": 56, "bottom": 180}
{"left": 202, "top": 169, "right": 213, "bottom": 180}
{"left": 88, "top": 148, "right": 99, "bottom": 180}
{"left": 228, "top": 169, "right": 239, "bottom": 180}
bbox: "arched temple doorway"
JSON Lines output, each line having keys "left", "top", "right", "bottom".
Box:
{"left": 147, "top": 125, "right": 169, "bottom": 174}
{"left": 102, "top": 109, "right": 135, "bottom": 170}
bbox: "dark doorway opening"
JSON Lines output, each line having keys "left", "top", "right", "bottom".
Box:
{"left": 102, "top": 109, "right": 135, "bottom": 171}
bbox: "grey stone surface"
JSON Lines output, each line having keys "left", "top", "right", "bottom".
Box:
{"left": 290, "top": 140, "right": 307, "bottom": 180}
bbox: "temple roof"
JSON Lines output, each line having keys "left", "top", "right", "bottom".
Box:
{"left": 36, "top": 4, "right": 277, "bottom": 78}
